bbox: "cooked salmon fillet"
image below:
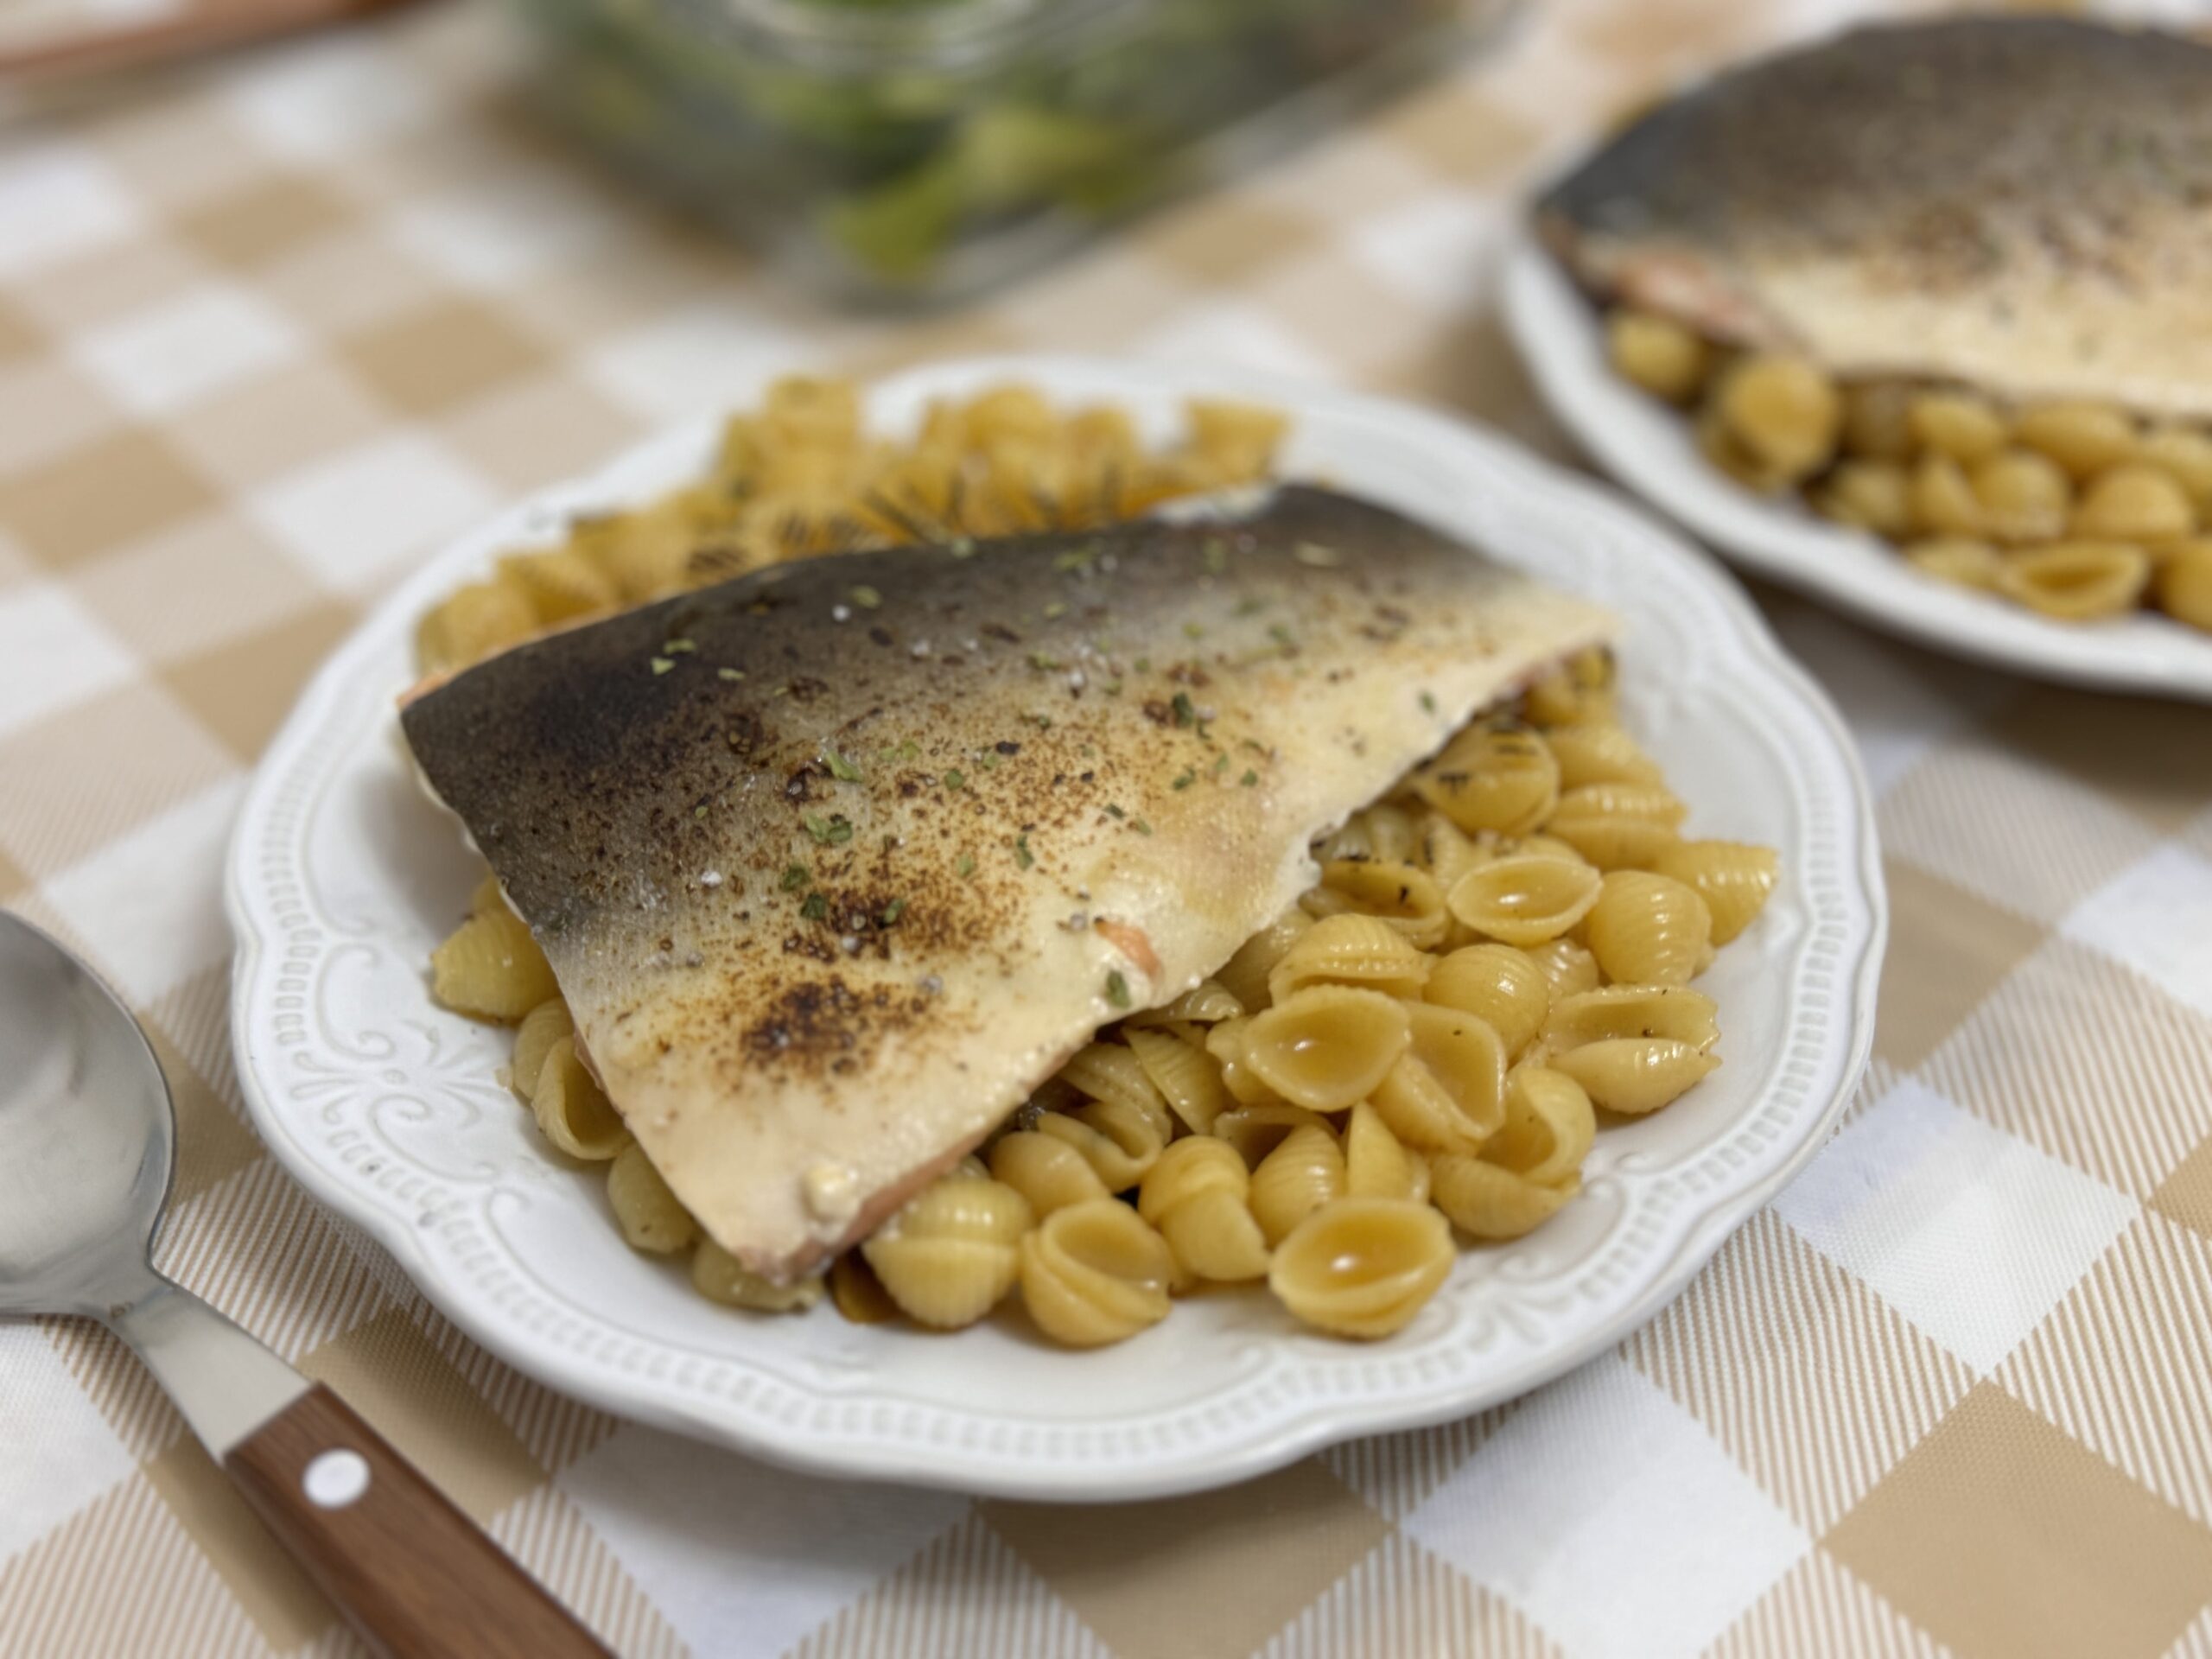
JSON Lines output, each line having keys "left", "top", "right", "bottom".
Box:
{"left": 401, "top": 486, "right": 1613, "bottom": 1280}
{"left": 1539, "top": 17, "right": 2212, "bottom": 419}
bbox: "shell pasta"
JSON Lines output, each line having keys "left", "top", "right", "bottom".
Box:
{"left": 411, "top": 387, "right": 1778, "bottom": 1353}
{"left": 433, "top": 645, "right": 1776, "bottom": 1348}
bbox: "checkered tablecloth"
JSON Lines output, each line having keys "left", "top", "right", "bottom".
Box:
{"left": 4, "top": 0, "right": 2212, "bottom": 1654}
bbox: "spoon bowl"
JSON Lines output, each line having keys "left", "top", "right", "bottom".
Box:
{"left": 0, "top": 913, "right": 174, "bottom": 1314}
{"left": 0, "top": 908, "right": 606, "bottom": 1656}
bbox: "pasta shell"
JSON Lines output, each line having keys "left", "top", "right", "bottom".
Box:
{"left": 1481, "top": 1066, "right": 1594, "bottom": 1188}
{"left": 511, "top": 999, "right": 574, "bottom": 1103}
{"left": 1549, "top": 1038, "right": 1719, "bottom": 1116}
{"left": 606, "top": 1143, "right": 696, "bottom": 1254}
{"left": 862, "top": 1173, "right": 1033, "bottom": 1329}
{"left": 1057, "top": 1042, "right": 1168, "bottom": 1126}
{"left": 431, "top": 906, "right": 557, "bottom": 1022}
{"left": 1585, "top": 871, "right": 1713, "bottom": 988}
{"left": 988, "top": 1128, "right": 1112, "bottom": 1217}
{"left": 1424, "top": 944, "right": 1549, "bottom": 1058}
{"left": 830, "top": 1251, "right": 899, "bottom": 1324}
{"left": 1412, "top": 810, "right": 1488, "bottom": 892}
{"left": 1203, "top": 1017, "right": 1287, "bottom": 1107}
{"left": 532, "top": 1037, "right": 629, "bottom": 1160}
{"left": 1427, "top": 1154, "right": 1579, "bottom": 1240}
{"left": 1552, "top": 781, "right": 1686, "bottom": 828}
{"left": 1138, "top": 1138, "right": 1270, "bottom": 1282}
{"left": 1302, "top": 860, "right": 1450, "bottom": 950}
{"left": 693, "top": 1240, "right": 824, "bottom": 1312}
{"left": 1546, "top": 984, "right": 1719, "bottom": 1052}
{"left": 1446, "top": 855, "right": 1602, "bottom": 948}
{"left": 1544, "top": 722, "right": 1662, "bottom": 790}
{"left": 1268, "top": 912, "right": 1432, "bottom": 1003}
{"left": 1523, "top": 937, "right": 1600, "bottom": 999}
{"left": 1370, "top": 1002, "right": 1508, "bottom": 1154}
{"left": 1210, "top": 1104, "right": 1337, "bottom": 1169}
{"left": 1268, "top": 1198, "right": 1453, "bottom": 1338}
{"left": 1651, "top": 840, "right": 1779, "bottom": 945}
{"left": 415, "top": 577, "right": 538, "bottom": 676}
{"left": 498, "top": 547, "right": 618, "bottom": 625}
{"left": 1249, "top": 1123, "right": 1349, "bottom": 1246}
{"left": 1356, "top": 803, "right": 1421, "bottom": 864}
{"left": 1520, "top": 646, "right": 1617, "bottom": 728}
{"left": 1410, "top": 723, "right": 1560, "bottom": 836}
{"left": 1019, "top": 1200, "right": 1177, "bottom": 1347}
{"left": 1124, "top": 979, "right": 1243, "bottom": 1027}
{"left": 1241, "top": 987, "right": 1413, "bottom": 1112}
{"left": 1344, "top": 1101, "right": 1430, "bottom": 1205}
{"left": 1541, "top": 815, "right": 1681, "bottom": 872}
{"left": 1215, "top": 906, "right": 1313, "bottom": 1013}
{"left": 1126, "top": 1027, "right": 1230, "bottom": 1134}
{"left": 1995, "top": 541, "right": 2152, "bottom": 620}
{"left": 1035, "top": 1095, "right": 1169, "bottom": 1191}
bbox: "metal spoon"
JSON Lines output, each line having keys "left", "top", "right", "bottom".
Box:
{"left": 0, "top": 910, "right": 607, "bottom": 1658}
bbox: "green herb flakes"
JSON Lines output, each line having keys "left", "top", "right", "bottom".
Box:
{"left": 1240, "top": 769, "right": 1260, "bottom": 787}
{"left": 1420, "top": 690, "right": 1438, "bottom": 715}
{"left": 802, "top": 813, "right": 854, "bottom": 847}
{"left": 651, "top": 657, "right": 675, "bottom": 676}
{"left": 1182, "top": 621, "right": 1205, "bottom": 640}
{"left": 1171, "top": 692, "right": 1198, "bottom": 728}
{"left": 1041, "top": 601, "right": 1068, "bottom": 620}
{"left": 943, "top": 768, "right": 966, "bottom": 791}
{"left": 717, "top": 667, "right": 745, "bottom": 681}
{"left": 1105, "top": 970, "right": 1132, "bottom": 1011}
{"left": 1014, "top": 834, "right": 1034, "bottom": 870}
{"left": 781, "top": 864, "right": 810, "bottom": 892}
{"left": 1200, "top": 537, "right": 1228, "bottom": 576}
{"left": 1172, "top": 771, "right": 1195, "bottom": 791}
{"left": 1212, "top": 753, "right": 1230, "bottom": 774}
{"left": 956, "top": 854, "right": 976, "bottom": 879}
{"left": 823, "top": 747, "right": 862, "bottom": 782}
{"left": 1029, "top": 652, "right": 1062, "bottom": 671}
{"left": 878, "top": 899, "right": 906, "bottom": 926}
{"left": 849, "top": 585, "right": 882, "bottom": 609}
{"left": 947, "top": 537, "right": 976, "bottom": 559}
{"left": 800, "top": 892, "right": 828, "bottom": 921}
{"left": 663, "top": 638, "right": 697, "bottom": 654}
{"left": 1294, "top": 541, "right": 1342, "bottom": 568}
{"left": 1132, "top": 817, "right": 1154, "bottom": 836}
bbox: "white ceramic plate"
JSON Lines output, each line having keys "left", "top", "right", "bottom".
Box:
{"left": 226, "top": 356, "right": 1883, "bottom": 1501}
{"left": 1502, "top": 236, "right": 2212, "bottom": 703}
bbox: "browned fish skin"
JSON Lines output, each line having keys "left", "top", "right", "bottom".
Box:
{"left": 1540, "top": 18, "right": 2212, "bottom": 416}
{"left": 403, "top": 486, "right": 1610, "bottom": 1278}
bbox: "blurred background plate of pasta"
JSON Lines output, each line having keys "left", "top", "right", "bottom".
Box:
{"left": 223, "top": 354, "right": 1884, "bottom": 1501}
{"left": 1502, "top": 237, "right": 2212, "bottom": 703}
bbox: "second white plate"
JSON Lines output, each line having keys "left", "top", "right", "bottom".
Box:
{"left": 1503, "top": 235, "right": 2212, "bottom": 703}
{"left": 226, "top": 355, "right": 1883, "bottom": 1500}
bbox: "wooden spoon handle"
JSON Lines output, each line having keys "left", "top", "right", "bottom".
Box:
{"left": 223, "top": 1384, "right": 609, "bottom": 1659}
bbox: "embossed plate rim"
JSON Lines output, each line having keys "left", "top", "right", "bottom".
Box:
{"left": 226, "top": 354, "right": 1884, "bottom": 1500}
{"left": 1502, "top": 235, "right": 2212, "bottom": 702}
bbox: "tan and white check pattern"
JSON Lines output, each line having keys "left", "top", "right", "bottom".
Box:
{"left": 5, "top": 0, "right": 2212, "bottom": 1654}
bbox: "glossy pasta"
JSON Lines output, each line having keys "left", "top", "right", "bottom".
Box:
{"left": 1605, "top": 309, "right": 2212, "bottom": 633}
{"left": 862, "top": 1171, "right": 1033, "bottom": 1329}
{"left": 427, "top": 489, "right": 1778, "bottom": 1347}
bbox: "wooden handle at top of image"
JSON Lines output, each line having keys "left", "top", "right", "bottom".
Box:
{"left": 224, "top": 1383, "right": 612, "bottom": 1659}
